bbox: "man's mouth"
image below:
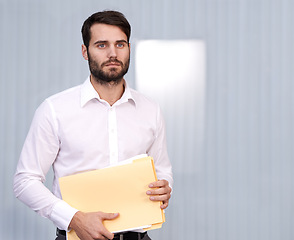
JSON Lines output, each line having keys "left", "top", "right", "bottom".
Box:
{"left": 105, "top": 62, "right": 120, "bottom": 66}
{"left": 103, "top": 60, "right": 122, "bottom": 67}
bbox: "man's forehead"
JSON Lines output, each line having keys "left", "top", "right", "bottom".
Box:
{"left": 89, "top": 23, "right": 127, "bottom": 41}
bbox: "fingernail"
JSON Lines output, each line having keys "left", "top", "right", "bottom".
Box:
{"left": 146, "top": 191, "right": 151, "bottom": 195}
{"left": 149, "top": 184, "right": 154, "bottom": 187}
{"left": 150, "top": 197, "right": 155, "bottom": 200}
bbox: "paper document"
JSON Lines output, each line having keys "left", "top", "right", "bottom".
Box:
{"left": 59, "top": 156, "right": 165, "bottom": 240}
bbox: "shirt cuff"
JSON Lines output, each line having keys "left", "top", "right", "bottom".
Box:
{"left": 50, "top": 200, "right": 78, "bottom": 230}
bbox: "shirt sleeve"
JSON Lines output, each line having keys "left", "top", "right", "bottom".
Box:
{"left": 13, "top": 100, "right": 78, "bottom": 230}
{"left": 147, "top": 105, "right": 173, "bottom": 188}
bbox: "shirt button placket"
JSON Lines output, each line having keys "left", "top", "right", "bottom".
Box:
{"left": 108, "top": 107, "right": 118, "bottom": 165}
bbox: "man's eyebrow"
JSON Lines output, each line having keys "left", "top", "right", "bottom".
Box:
{"left": 93, "top": 40, "right": 108, "bottom": 45}
{"left": 93, "top": 40, "right": 128, "bottom": 45}
{"left": 116, "top": 40, "right": 129, "bottom": 44}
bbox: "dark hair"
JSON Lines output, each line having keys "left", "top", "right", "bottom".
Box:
{"left": 81, "top": 10, "right": 131, "bottom": 48}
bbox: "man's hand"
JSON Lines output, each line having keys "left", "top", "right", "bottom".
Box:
{"left": 69, "top": 211, "right": 119, "bottom": 240}
{"left": 146, "top": 179, "right": 172, "bottom": 209}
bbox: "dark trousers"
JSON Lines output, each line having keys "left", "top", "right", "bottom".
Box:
{"left": 55, "top": 232, "right": 152, "bottom": 240}
{"left": 55, "top": 235, "right": 65, "bottom": 240}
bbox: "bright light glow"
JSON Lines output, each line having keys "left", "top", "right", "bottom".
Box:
{"left": 135, "top": 40, "right": 206, "bottom": 173}
{"left": 135, "top": 39, "right": 205, "bottom": 110}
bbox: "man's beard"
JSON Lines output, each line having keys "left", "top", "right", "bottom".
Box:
{"left": 87, "top": 53, "right": 130, "bottom": 85}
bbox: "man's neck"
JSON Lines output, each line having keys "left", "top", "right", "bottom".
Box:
{"left": 90, "top": 76, "right": 125, "bottom": 106}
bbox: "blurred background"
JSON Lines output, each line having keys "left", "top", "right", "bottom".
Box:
{"left": 1, "top": 0, "right": 294, "bottom": 239}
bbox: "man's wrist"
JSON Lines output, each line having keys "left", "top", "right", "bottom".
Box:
{"left": 69, "top": 211, "right": 83, "bottom": 230}
{"left": 50, "top": 200, "right": 78, "bottom": 230}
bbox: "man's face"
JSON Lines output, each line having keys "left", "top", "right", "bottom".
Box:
{"left": 83, "top": 23, "right": 130, "bottom": 84}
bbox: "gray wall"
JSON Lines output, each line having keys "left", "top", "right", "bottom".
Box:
{"left": 1, "top": 0, "right": 294, "bottom": 239}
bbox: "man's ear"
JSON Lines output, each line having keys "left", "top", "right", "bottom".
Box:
{"left": 81, "top": 44, "right": 88, "bottom": 60}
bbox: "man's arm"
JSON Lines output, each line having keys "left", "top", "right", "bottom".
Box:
{"left": 147, "top": 105, "right": 173, "bottom": 209}
{"left": 13, "top": 100, "right": 77, "bottom": 230}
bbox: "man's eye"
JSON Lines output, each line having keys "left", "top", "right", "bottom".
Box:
{"left": 117, "top": 43, "right": 125, "bottom": 48}
{"left": 98, "top": 44, "right": 106, "bottom": 48}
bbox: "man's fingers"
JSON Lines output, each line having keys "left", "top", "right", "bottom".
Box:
{"left": 160, "top": 201, "right": 169, "bottom": 209}
{"left": 149, "top": 179, "right": 169, "bottom": 188}
{"left": 146, "top": 180, "right": 171, "bottom": 210}
{"left": 100, "top": 231, "right": 114, "bottom": 240}
{"left": 147, "top": 183, "right": 171, "bottom": 196}
{"left": 147, "top": 187, "right": 170, "bottom": 195}
{"left": 100, "top": 212, "right": 119, "bottom": 220}
{"left": 96, "top": 212, "right": 119, "bottom": 239}
{"left": 148, "top": 193, "right": 171, "bottom": 201}
{"left": 71, "top": 211, "right": 119, "bottom": 240}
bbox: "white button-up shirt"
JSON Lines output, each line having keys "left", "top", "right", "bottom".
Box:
{"left": 13, "top": 77, "right": 173, "bottom": 231}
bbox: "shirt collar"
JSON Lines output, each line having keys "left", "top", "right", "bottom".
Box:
{"left": 80, "top": 77, "right": 136, "bottom": 107}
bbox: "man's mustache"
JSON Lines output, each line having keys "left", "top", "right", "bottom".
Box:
{"left": 101, "top": 59, "right": 123, "bottom": 67}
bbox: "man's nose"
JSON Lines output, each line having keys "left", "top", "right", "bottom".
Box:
{"left": 107, "top": 44, "right": 117, "bottom": 58}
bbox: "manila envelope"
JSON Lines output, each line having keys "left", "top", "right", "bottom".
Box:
{"left": 59, "top": 156, "right": 165, "bottom": 240}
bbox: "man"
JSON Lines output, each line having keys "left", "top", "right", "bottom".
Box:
{"left": 13, "top": 10, "right": 173, "bottom": 240}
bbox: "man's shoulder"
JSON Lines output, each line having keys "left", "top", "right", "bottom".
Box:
{"left": 39, "top": 84, "right": 83, "bottom": 114}
{"left": 129, "top": 88, "right": 158, "bottom": 108}
{"left": 47, "top": 84, "right": 81, "bottom": 102}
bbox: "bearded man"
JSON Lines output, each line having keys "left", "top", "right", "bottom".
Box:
{"left": 14, "top": 10, "right": 173, "bottom": 240}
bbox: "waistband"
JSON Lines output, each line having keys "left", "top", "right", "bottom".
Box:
{"left": 56, "top": 228, "right": 147, "bottom": 239}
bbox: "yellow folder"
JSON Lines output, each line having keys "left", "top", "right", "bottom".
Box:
{"left": 59, "top": 156, "right": 165, "bottom": 240}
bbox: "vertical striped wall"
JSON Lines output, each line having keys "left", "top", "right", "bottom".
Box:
{"left": 1, "top": 0, "right": 293, "bottom": 239}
